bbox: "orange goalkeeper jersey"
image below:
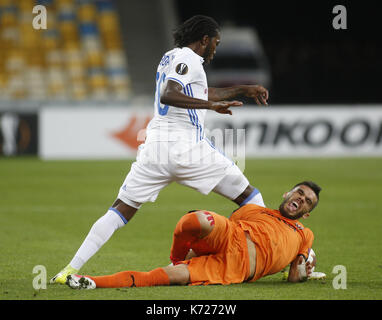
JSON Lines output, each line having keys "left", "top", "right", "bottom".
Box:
{"left": 230, "top": 204, "right": 314, "bottom": 281}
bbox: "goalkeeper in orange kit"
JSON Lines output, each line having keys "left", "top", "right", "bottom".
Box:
{"left": 66, "top": 181, "right": 323, "bottom": 289}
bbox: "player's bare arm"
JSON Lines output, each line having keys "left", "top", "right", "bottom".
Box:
{"left": 161, "top": 79, "right": 243, "bottom": 115}
{"left": 208, "top": 85, "right": 269, "bottom": 106}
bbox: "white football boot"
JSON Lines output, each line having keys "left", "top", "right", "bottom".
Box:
{"left": 66, "top": 274, "right": 96, "bottom": 290}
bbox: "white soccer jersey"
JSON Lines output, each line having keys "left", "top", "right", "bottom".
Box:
{"left": 118, "top": 46, "right": 252, "bottom": 208}
{"left": 146, "top": 47, "right": 208, "bottom": 143}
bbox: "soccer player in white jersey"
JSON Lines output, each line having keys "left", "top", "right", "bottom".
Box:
{"left": 50, "top": 15, "right": 270, "bottom": 284}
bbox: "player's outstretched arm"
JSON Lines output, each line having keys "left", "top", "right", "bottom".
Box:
{"left": 161, "top": 80, "right": 243, "bottom": 115}
{"left": 208, "top": 85, "right": 269, "bottom": 106}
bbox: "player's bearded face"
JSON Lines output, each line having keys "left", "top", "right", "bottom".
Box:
{"left": 279, "top": 186, "right": 317, "bottom": 220}
{"left": 279, "top": 198, "right": 306, "bottom": 220}
{"left": 203, "top": 34, "right": 220, "bottom": 64}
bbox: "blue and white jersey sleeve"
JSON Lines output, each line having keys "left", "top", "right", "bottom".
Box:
{"left": 165, "top": 50, "right": 202, "bottom": 91}
{"left": 147, "top": 47, "right": 208, "bottom": 143}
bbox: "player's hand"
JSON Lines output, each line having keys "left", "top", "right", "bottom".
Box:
{"left": 288, "top": 255, "right": 307, "bottom": 282}
{"left": 244, "top": 85, "right": 269, "bottom": 106}
{"left": 209, "top": 100, "right": 243, "bottom": 115}
{"left": 305, "top": 259, "right": 314, "bottom": 278}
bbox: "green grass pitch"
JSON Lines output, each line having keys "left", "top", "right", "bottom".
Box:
{"left": 0, "top": 157, "right": 381, "bottom": 300}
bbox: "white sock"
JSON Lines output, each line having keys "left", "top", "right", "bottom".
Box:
{"left": 69, "top": 208, "right": 127, "bottom": 270}
{"left": 240, "top": 188, "right": 266, "bottom": 207}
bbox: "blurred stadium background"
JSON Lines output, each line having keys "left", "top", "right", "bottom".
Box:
{"left": 0, "top": 0, "right": 381, "bottom": 158}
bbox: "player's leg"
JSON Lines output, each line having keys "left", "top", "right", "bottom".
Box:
{"left": 179, "top": 217, "right": 252, "bottom": 285}
{"left": 51, "top": 142, "right": 171, "bottom": 284}
{"left": 169, "top": 210, "right": 216, "bottom": 264}
{"left": 233, "top": 184, "right": 265, "bottom": 207}
{"left": 69, "top": 211, "right": 229, "bottom": 289}
{"left": 87, "top": 267, "right": 172, "bottom": 288}
{"left": 110, "top": 198, "right": 139, "bottom": 221}
{"left": 212, "top": 164, "right": 265, "bottom": 207}
{"left": 50, "top": 199, "right": 139, "bottom": 284}
{"left": 67, "top": 264, "right": 190, "bottom": 289}
{"left": 175, "top": 139, "right": 265, "bottom": 208}
{"left": 66, "top": 212, "right": 238, "bottom": 289}
{"left": 68, "top": 200, "right": 139, "bottom": 270}
{"left": 170, "top": 210, "right": 237, "bottom": 266}
{"left": 93, "top": 264, "right": 189, "bottom": 288}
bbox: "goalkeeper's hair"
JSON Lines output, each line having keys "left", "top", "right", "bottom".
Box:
{"left": 293, "top": 181, "right": 322, "bottom": 209}
{"left": 173, "top": 15, "right": 220, "bottom": 47}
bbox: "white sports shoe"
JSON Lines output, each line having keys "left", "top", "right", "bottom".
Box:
{"left": 66, "top": 274, "right": 96, "bottom": 290}
{"left": 308, "top": 271, "right": 326, "bottom": 280}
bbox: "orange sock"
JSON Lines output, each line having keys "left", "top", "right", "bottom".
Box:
{"left": 87, "top": 268, "right": 170, "bottom": 288}
{"left": 170, "top": 212, "right": 201, "bottom": 264}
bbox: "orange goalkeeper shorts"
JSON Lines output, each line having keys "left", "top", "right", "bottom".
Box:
{"left": 181, "top": 212, "right": 250, "bottom": 285}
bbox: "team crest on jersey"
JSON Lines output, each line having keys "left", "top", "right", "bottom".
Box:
{"left": 176, "top": 63, "right": 188, "bottom": 75}
{"left": 295, "top": 222, "right": 304, "bottom": 230}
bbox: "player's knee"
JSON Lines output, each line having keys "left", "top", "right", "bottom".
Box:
{"left": 174, "top": 211, "right": 215, "bottom": 239}
{"left": 194, "top": 211, "right": 215, "bottom": 238}
{"left": 174, "top": 212, "right": 201, "bottom": 238}
{"left": 163, "top": 264, "right": 190, "bottom": 285}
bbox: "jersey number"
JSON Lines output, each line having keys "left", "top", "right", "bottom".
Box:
{"left": 156, "top": 72, "right": 169, "bottom": 116}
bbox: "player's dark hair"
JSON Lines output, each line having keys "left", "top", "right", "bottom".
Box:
{"left": 173, "top": 15, "right": 220, "bottom": 47}
{"left": 293, "top": 181, "right": 322, "bottom": 208}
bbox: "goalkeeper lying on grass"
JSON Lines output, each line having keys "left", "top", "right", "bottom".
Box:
{"left": 67, "top": 181, "right": 326, "bottom": 289}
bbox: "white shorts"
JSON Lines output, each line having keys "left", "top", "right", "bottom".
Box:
{"left": 117, "top": 139, "right": 249, "bottom": 208}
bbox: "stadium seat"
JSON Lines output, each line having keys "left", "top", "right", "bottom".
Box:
{"left": 0, "top": 0, "right": 131, "bottom": 102}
